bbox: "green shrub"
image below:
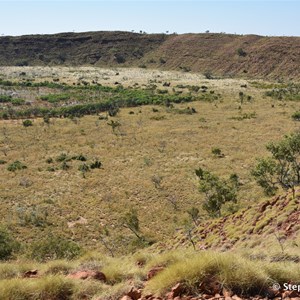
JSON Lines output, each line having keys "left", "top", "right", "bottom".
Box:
{"left": 40, "top": 94, "right": 70, "bottom": 103}
{"left": 46, "top": 157, "right": 53, "bottom": 164}
{"left": 0, "top": 228, "right": 20, "bottom": 260}
{"left": 22, "top": 119, "right": 33, "bottom": 127}
{"left": 265, "top": 84, "right": 300, "bottom": 101}
{"left": 0, "top": 95, "right": 12, "bottom": 103}
{"left": 237, "top": 48, "right": 247, "bottom": 57}
{"left": 90, "top": 160, "right": 102, "bottom": 169}
{"left": 7, "top": 161, "right": 27, "bottom": 172}
{"left": 251, "top": 132, "right": 300, "bottom": 196}
{"left": 11, "top": 98, "right": 25, "bottom": 106}
{"left": 211, "top": 147, "right": 223, "bottom": 157}
{"left": 28, "top": 235, "right": 82, "bottom": 262}
{"left": 115, "top": 54, "right": 126, "bottom": 64}
{"left": 195, "top": 168, "right": 238, "bottom": 217}
{"left": 292, "top": 111, "right": 300, "bottom": 121}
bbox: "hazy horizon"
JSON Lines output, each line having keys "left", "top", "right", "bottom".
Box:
{"left": 1, "top": 1, "right": 300, "bottom": 37}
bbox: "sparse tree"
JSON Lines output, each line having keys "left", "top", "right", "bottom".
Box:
{"left": 195, "top": 168, "right": 238, "bottom": 217}
{"left": 251, "top": 132, "right": 300, "bottom": 197}
{"left": 185, "top": 225, "right": 196, "bottom": 250}
{"left": 187, "top": 207, "right": 200, "bottom": 226}
{"left": 121, "top": 209, "right": 142, "bottom": 239}
{"left": 99, "top": 227, "right": 115, "bottom": 257}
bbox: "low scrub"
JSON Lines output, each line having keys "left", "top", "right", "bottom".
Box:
{"left": 40, "top": 93, "right": 70, "bottom": 103}
{"left": 28, "top": 235, "right": 82, "bottom": 262}
{"left": 0, "top": 228, "right": 20, "bottom": 260}
{"left": 265, "top": 84, "right": 300, "bottom": 101}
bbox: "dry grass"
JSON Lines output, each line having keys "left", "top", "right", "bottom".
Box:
{"left": 0, "top": 248, "right": 299, "bottom": 299}
{"left": 0, "top": 67, "right": 299, "bottom": 255}
{"left": 145, "top": 250, "right": 300, "bottom": 296}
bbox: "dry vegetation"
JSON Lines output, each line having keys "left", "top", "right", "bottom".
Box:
{"left": 0, "top": 66, "right": 299, "bottom": 299}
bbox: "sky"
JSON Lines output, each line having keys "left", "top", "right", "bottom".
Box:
{"left": 1, "top": 1, "right": 299, "bottom": 37}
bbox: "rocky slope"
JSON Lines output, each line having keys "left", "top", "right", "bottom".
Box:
{"left": 0, "top": 31, "right": 299, "bottom": 80}
{"left": 167, "top": 190, "right": 300, "bottom": 253}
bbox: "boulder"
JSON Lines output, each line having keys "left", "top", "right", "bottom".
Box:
{"left": 120, "top": 296, "right": 132, "bottom": 300}
{"left": 23, "top": 269, "right": 38, "bottom": 278}
{"left": 67, "top": 270, "right": 106, "bottom": 282}
{"left": 147, "top": 266, "right": 164, "bottom": 280}
{"left": 166, "top": 283, "right": 185, "bottom": 299}
{"left": 126, "top": 287, "right": 142, "bottom": 300}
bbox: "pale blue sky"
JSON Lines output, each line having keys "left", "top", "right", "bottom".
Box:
{"left": 1, "top": 1, "right": 299, "bottom": 36}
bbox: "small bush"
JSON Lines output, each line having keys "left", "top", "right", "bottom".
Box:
{"left": 0, "top": 95, "right": 12, "bottom": 103}
{"left": 46, "top": 157, "right": 53, "bottom": 164}
{"left": 7, "top": 161, "right": 27, "bottom": 172}
{"left": 40, "top": 93, "right": 70, "bottom": 103}
{"left": 237, "top": 48, "right": 247, "bottom": 57}
{"left": 211, "top": 147, "right": 223, "bottom": 157}
{"left": 11, "top": 98, "right": 25, "bottom": 106}
{"left": 72, "top": 154, "right": 87, "bottom": 161}
{"left": 292, "top": 111, "right": 300, "bottom": 121}
{"left": 115, "top": 54, "right": 126, "bottom": 64}
{"left": 90, "top": 160, "right": 102, "bottom": 169}
{"left": 22, "top": 119, "right": 33, "bottom": 127}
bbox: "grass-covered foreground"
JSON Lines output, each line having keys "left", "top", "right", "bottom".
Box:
{"left": 0, "top": 249, "right": 299, "bottom": 300}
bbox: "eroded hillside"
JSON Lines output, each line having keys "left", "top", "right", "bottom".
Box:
{"left": 0, "top": 31, "right": 299, "bottom": 80}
